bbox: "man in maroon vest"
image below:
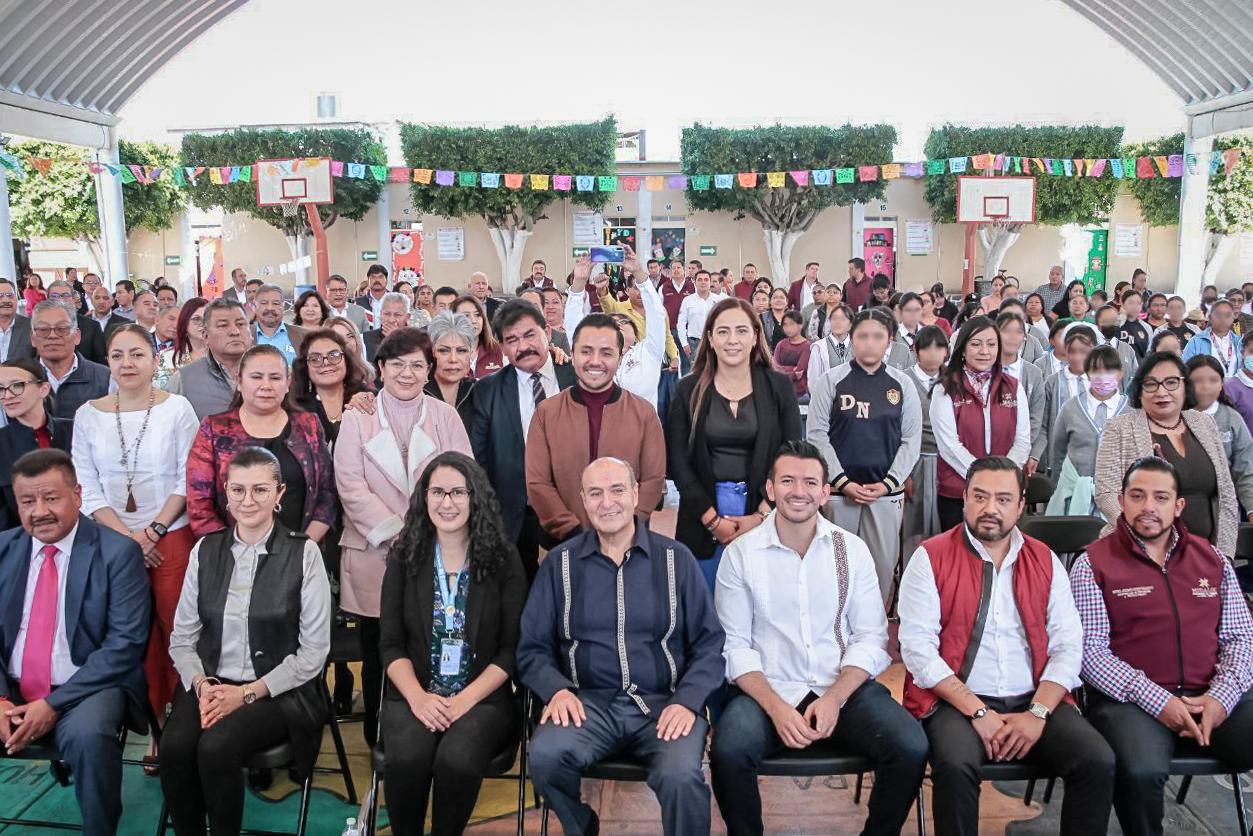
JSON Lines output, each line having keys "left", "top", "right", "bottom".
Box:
{"left": 898, "top": 456, "right": 1114, "bottom": 836}
{"left": 1072, "top": 456, "right": 1253, "bottom": 836}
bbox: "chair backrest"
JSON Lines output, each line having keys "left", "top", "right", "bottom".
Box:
{"left": 1025, "top": 473, "right": 1054, "bottom": 507}
{"left": 1236, "top": 523, "right": 1253, "bottom": 563}
{"left": 1018, "top": 515, "right": 1104, "bottom": 556}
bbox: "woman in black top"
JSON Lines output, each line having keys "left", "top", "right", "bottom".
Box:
{"left": 379, "top": 452, "right": 526, "bottom": 836}
{"left": 0, "top": 359, "right": 72, "bottom": 529}
{"left": 760, "top": 287, "right": 790, "bottom": 350}
{"left": 667, "top": 297, "right": 801, "bottom": 591}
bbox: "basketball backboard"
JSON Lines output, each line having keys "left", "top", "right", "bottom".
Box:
{"left": 256, "top": 157, "right": 334, "bottom": 207}
{"left": 956, "top": 176, "right": 1036, "bottom": 224}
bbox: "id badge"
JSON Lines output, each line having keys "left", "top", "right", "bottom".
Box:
{"left": 439, "top": 639, "right": 465, "bottom": 676}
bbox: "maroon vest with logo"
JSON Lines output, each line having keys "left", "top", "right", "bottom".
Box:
{"left": 936, "top": 370, "right": 1021, "bottom": 498}
{"left": 1084, "top": 516, "right": 1223, "bottom": 694}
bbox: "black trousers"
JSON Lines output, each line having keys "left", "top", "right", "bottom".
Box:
{"left": 159, "top": 686, "right": 290, "bottom": 836}
{"left": 938, "top": 495, "right": 964, "bottom": 532}
{"left": 923, "top": 695, "right": 1115, "bottom": 836}
{"left": 516, "top": 506, "right": 548, "bottom": 583}
{"left": 380, "top": 694, "right": 514, "bottom": 835}
{"left": 359, "top": 615, "right": 382, "bottom": 747}
{"left": 1088, "top": 688, "right": 1253, "bottom": 836}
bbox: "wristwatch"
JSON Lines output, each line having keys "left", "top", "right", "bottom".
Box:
{"left": 242, "top": 686, "right": 257, "bottom": 705}
{"left": 968, "top": 707, "right": 988, "bottom": 721}
{"left": 149, "top": 521, "right": 168, "bottom": 538}
{"left": 1027, "top": 702, "right": 1052, "bottom": 721}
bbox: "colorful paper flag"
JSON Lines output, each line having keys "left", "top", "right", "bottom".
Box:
{"left": 691, "top": 175, "right": 711, "bottom": 190}
{"left": 217, "top": 166, "right": 233, "bottom": 183}
{"left": 645, "top": 175, "right": 664, "bottom": 191}
{"left": 369, "top": 165, "right": 387, "bottom": 182}
{"left": 789, "top": 170, "right": 809, "bottom": 186}
{"left": 666, "top": 174, "right": 688, "bottom": 190}
{"left": 766, "top": 171, "right": 786, "bottom": 188}
{"left": 330, "top": 160, "right": 344, "bottom": 177}
{"left": 620, "top": 176, "right": 641, "bottom": 192}
{"left": 714, "top": 174, "right": 733, "bottom": 189}
{"left": 926, "top": 160, "right": 946, "bottom": 175}
{"left": 857, "top": 165, "right": 878, "bottom": 182}
{"left": 389, "top": 167, "right": 410, "bottom": 183}
{"left": 530, "top": 174, "right": 549, "bottom": 190}
{"left": 881, "top": 163, "right": 901, "bottom": 180}
{"left": 597, "top": 175, "right": 617, "bottom": 191}
{"left": 1167, "top": 155, "right": 1183, "bottom": 177}
{"left": 173, "top": 168, "right": 186, "bottom": 186}
{"left": 237, "top": 165, "right": 252, "bottom": 183}
{"left": 347, "top": 163, "right": 365, "bottom": 179}
{"left": 737, "top": 172, "right": 758, "bottom": 188}
{"left": 208, "top": 167, "right": 222, "bottom": 185}
{"left": 504, "top": 173, "right": 524, "bottom": 189}
{"left": 456, "top": 171, "right": 477, "bottom": 187}
{"left": 972, "top": 153, "right": 993, "bottom": 171}
{"left": 413, "top": 168, "right": 433, "bottom": 184}
{"left": 1089, "top": 158, "right": 1107, "bottom": 177}
{"left": 481, "top": 172, "right": 500, "bottom": 188}
{"left": 1135, "top": 157, "right": 1154, "bottom": 178}
{"left": 553, "top": 174, "right": 573, "bottom": 191}
{"left": 575, "top": 175, "right": 594, "bottom": 191}
{"left": 812, "top": 169, "right": 834, "bottom": 185}
{"left": 948, "top": 157, "right": 967, "bottom": 173}
{"left": 1153, "top": 156, "right": 1169, "bottom": 177}
{"left": 903, "top": 162, "right": 924, "bottom": 178}
{"left": 1185, "top": 154, "right": 1200, "bottom": 175}
{"left": 1224, "top": 148, "right": 1242, "bottom": 175}
{"left": 1062, "top": 159, "right": 1073, "bottom": 176}
{"left": 435, "top": 170, "right": 455, "bottom": 187}
{"left": 835, "top": 168, "right": 855, "bottom": 183}
{"left": 1210, "top": 153, "right": 1222, "bottom": 175}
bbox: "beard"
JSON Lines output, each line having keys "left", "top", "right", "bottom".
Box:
{"left": 968, "top": 513, "right": 1012, "bottom": 543}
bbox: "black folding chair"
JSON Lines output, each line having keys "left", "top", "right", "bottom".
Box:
{"left": 1172, "top": 754, "right": 1250, "bottom": 835}
{"left": 1018, "top": 515, "right": 1104, "bottom": 569}
{"left": 154, "top": 741, "right": 312, "bottom": 836}
{"left": 1024, "top": 474, "right": 1055, "bottom": 514}
{"left": 913, "top": 761, "right": 1057, "bottom": 836}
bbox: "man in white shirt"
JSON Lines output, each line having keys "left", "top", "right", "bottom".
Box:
{"left": 220, "top": 268, "right": 249, "bottom": 306}
{"left": 323, "top": 274, "right": 368, "bottom": 332}
{"left": 111, "top": 280, "right": 136, "bottom": 320}
{"left": 711, "top": 441, "right": 928, "bottom": 836}
{"left": 0, "top": 278, "right": 31, "bottom": 362}
{"left": 676, "top": 269, "right": 719, "bottom": 363}
{"left": 897, "top": 456, "right": 1114, "bottom": 836}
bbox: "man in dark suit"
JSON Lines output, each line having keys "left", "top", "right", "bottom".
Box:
{"left": 82, "top": 287, "right": 126, "bottom": 361}
{"left": 362, "top": 292, "right": 414, "bottom": 363}
{"left": 468, "top": 271, "right": 501, "bottom": 322}
{"left": 355, "top": 264, "right": 390, "bottom": 328}
{"left": 0, "top": 449, "right": 151, "bottom": 835}
{"left": 469, "top": 300, "right": 575, "bottom": 580}
{"left": 0, "top": 279, "right": 33, "bottom": 362}
{"left": 47, "top": 281, "right": 107, "bottom": 365}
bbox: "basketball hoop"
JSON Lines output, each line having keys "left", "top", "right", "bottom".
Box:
{"left": 278, "top": 198, "right": 302, "bottom": 219}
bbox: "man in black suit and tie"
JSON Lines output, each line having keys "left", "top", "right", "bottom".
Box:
{"left": 0, "top": 449, "right": 151, "bottom": 836}
{"left": 0, "top": 279, "right": 33, "bottom": 362}
{"left": 363, "top": 293, "right": 412, "bottom": 363}
{"left": 469, "top": 300, "right": 575, "bottom": 579}
{"left": 355, "top": 264, "right": 391, "bottom": 329}
{"left": 468, "top": 271, "right": 501, "bottom": 323}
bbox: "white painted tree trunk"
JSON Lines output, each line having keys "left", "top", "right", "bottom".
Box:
{"left": 762, "top": 228, "right": 805, "bottom": 286}
{"left": 284, "top": 234, "right": 312, "bottom": 284}
{"left": 487, "top": 223, "right": 533, "bottom": 290}
{"left": 1202, "top": 233, "right": 1236, "bottom": 288}
{"left": 978, "top": 223, "right": 1023, "bottom": 279}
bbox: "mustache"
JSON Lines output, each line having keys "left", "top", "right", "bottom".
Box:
{"left": 975, "top": 514, "right": 1002, "bottom": 526}
{"left": 515, "top": 349, "right": 540, "bottom": 361}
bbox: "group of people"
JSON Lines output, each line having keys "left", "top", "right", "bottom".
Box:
{"left": 0, "top": 252, "right": 1250, "bottom": 836}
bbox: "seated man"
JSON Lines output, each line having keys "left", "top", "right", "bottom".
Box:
{"left": 711, "top": 441, "right": 928, "bottom": 836}
{"left": 898, "top": 455, "right": 1114, "bottom": 836}
{"left": 1073, "top": 456, "right": 1253, "bottom": 836}
{"left": 0, "top": 449, "right": 151, "bottom": 835}
{"left": 518, "top": 457, "right": 725, "bottom": 836}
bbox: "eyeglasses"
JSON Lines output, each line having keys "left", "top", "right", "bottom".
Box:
{"left": 0, "top": 292, "right": 15, "bottom": 300}
{"left": 0, "top": 380, "right": 33, "bottom": 397}
{"left": 33, "top": 325, "right": 73, "bottom": 338}
{"left": 226, "top": 484, "right": 277, "bottom": 502}
{"left": 48, "top": 292, "right": 75, "bottom": 302}
{"left": 306, "top": 350, "right": 344, "bottom": 367}
{"left": 427, "top": 487, "right": 472, "bottom": 503}
{"left": 384, "top": 359, "right": 428, "bottom": 375}
{"left": 1141, "top": 376, "right": 1183, "bottom": 393}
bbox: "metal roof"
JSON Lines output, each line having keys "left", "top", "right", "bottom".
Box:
{"left": 0, "top": 0, "right": 1250, "bottom": 140}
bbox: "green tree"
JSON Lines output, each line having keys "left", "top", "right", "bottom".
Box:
{"left": 681, "top": 123, "right": 897, "bottom": 283}
{"left": 1123, "top": 133, "right": 1253, "bottom": 284}
{"left": 923, "top": 125, "right": 1124, "bottom": 278}
{"left": 400, "top": 118, "right": 616, "bottom": 287}
{"left": 8, "top": 139, "right": 183, "bottom": 270}
{"left": 181, "top": 127, "right": 386, "bottom": 274}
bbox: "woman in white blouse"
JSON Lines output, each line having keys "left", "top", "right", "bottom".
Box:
{"left": 71, "top": 323, "right": 200, "bottom": 773}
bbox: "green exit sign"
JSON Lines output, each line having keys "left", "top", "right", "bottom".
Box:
{"left": 164, "top": 255, "right": 181, "bottom": 266}
{"left": 699, "top": 245, "right": 717, "bottom": 256}
{"left": 572, "top": 247, "right": 590, "bottom": 257}
{"left": 361, "top": 250, "right": 379, "bottom": 261}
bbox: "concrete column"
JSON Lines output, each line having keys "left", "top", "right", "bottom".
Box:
{"left": 94, "top": 130, "right": 129, "bottom": 286}
{"left": 851, "top": 203, "right": 866, "bottom": 259}
{"left": 0, "top": 157, "right": 16, "bottom": 282}
{"left": 178, "top": 205, "right": 196, "bottom": 298}
{"left": 376, "top": 185, "right": 391, "bottom": 273}
{"left": 636, "top": 188, "right": 653, "bottom": 262}
{"left": 1175, "top": 125, "right": 1213, "bottom": 305}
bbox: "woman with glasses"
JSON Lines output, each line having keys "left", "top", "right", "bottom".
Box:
{"left": 71, "top": 324, "right": 201, "bottom": 773}
{"left": 159, "top": 298, "right": 209, "bottom": 386}
{"left": 452, "top": 295, "right": 504, "bottom": 379}
{"left": 424, "top": 312, "right": 477, "bottom": 427}
{"left": 1095, "top": 350, "right": 1238, "bottom": 557}
{"left": 162, "top": 445, "right": 331, "bottom": 836}
{"left": 0, "top": 359, "right": 73, "bottom": 530}
{"left": 379, "top": 452, "right": 525, "bottom": 835}
{"left": 334, "top": 327, "right": 472, "bottom": 748}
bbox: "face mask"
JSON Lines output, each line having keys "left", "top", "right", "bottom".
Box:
{"left": 1090, "top": 374, "right": 1120, "bottom": 396}
{"left": 1100, "top": 325, "right": 1120, "bottom": 340}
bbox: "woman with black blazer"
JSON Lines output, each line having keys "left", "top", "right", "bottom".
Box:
{"left": 378, "top": 452, "right": 527, "bottom": 836}
{"left": 667, "top": 297, "right": 802, "bottom": 591}
{"left": 0, "top": 359, "right": 73, "bottom": 529}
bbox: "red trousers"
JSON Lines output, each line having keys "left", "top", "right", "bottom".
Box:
{"left": 146, "top": 525, "right": 195, "bottom": 718}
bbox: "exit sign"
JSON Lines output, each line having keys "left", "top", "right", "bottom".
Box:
{"left": 699, "top": 245, "right": 717, "bottom": 256}
{"left": 572, "top": 247, "right": 590, "bottom": 257}
{"left": 164, "top": 255, "right": 181, "bottom": 266}
{"left": 361, "top": 250, "right": 379, "bottom": 261}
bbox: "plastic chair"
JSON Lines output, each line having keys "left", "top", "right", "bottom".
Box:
{"left": 1018, "top": 515, "right": 1104, "bottom": 569}
{"left": 1024, "top": 474, "right": 1055, "bottom": 513}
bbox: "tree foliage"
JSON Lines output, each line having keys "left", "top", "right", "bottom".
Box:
{"left": 1122, "top": 134, "right": 1253, "bottom": 233}
{"left": 179, "top": 127, "right": 386, "bottom": 235}
{"left": 923, "top": 125, "right": 1125, "bottom": 224}
{"left": 398, "top": 118, "right": 617, "bottom": 227}
{"left": 8, "top": 139, "right": 183, "bottom": 239}
{"left": 680, "top": 123, "right": 897, "bottom": 229}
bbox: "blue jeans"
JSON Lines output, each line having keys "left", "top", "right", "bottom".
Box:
{"left": 674, "top": 329, "right": 691, "bottom": 375}
{"left": 529, "top": 692, "right": 710, "bottom": 836}
{"left": 710, "top": 682, "right": 928, "bottom": 836}
{"left": 657, "top": 369, "right": 678, "bottom": 429}
{"left": 699, "top": 482, "right": 748, "bottom": 592}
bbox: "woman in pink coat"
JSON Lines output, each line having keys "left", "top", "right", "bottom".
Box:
{"left": 333, "top": 327, "right": 472, "bottom": 747}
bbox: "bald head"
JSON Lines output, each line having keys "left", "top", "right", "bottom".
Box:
{"left": 581, "top": 457, "right": 639, "bottom": 537}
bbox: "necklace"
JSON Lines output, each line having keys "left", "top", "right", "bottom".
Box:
{"left": 1149, "top": 415, "right": 1184, "bottom": 433}
{"left": 115, "top": 388, "right": 156, "bottom": 513}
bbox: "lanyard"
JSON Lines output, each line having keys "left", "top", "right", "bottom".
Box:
{"left": 433, "top": 545, "right": 464, "bottom": 634}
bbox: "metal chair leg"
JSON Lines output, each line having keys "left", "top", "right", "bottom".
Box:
{"left": 153, "top": 802, "right": 168, "bottom": 836}
{"left": 1178, "top": 774, "right": 1194, "bottom": 804}
{"left": 295, "top": 776, "right": 313, "bottom": 836}
{"left": 516, "top": 732, "right": 528, "bottom": 836}
{"left": 326, "top": 706, "right": 358, "bottom": 805}
{"left": 539, "top": 798, "right": 550, "bottom": 836}
{"left": 1043, "top": 776, "right": 1056, "bottom": 804}
{"left": 854, "top": 772, "right": 864, "bottom": 805}
{"left": 916, "top": 782, "right": 926, "bottom": 836}
{"left": 366, "top": 768, "right": 380, "bottom": 836}
{"left": 1234, "top": 772, "right": 1250, "bottom": 836}
{"left": 1023, "top": 779, "right": 1036, "bottom": 806}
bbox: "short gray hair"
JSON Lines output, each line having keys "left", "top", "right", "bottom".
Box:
{"left": 256, "top": 283, "right": 284, "bottom": 300}
{"left": 157, "top": 303, "right": 180, "bottom": 319}
{"left": 31, "top": 300, "right": 77, "bottom": 331}
{"left": 381, "top": 291, "right": 410, "bottom": 312}
{"left": 203, "top": 297, "right": 247, "bottom": 323}
{"left": 427, "top": 312, "right": 475, "bottom": 347}
{"left": 46, "top": 279, "right": 73, "bottom": 295}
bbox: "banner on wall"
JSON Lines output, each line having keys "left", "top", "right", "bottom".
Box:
{"left": 391, "top": 230, "right": 424, "bottom": 283}
{"left": 198, "top": 237, "right": 224, "bottom": 300}
{"left": 1082, "top": 229, "right": 1109, "bottom": 295}
{"left": 863, "top": 226, "right": 896, "bottom": 284}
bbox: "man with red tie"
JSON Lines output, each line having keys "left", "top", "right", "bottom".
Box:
{"left": 0, "top": 449, "right": 151, "bottom": 835}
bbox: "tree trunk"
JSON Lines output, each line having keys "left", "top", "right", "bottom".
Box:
{"left": 762, "top": 228, "right": 805, "bottom": 286}
{"left": 978, "top": 222, "right": 1024, "bottom": 278}
{"left": 485, "top": 214, "right": 533, "bottom": 290}
{"left": 284, "top": 234, "right": 312, "bottom": 284}
{"left": 1202, "top": 233, "right": 1236, "bottom": 288}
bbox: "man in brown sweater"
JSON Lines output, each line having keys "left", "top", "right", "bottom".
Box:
{"left": 525, "top": 312, "right": 667, "bottom": 542}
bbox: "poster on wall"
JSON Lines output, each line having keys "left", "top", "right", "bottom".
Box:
{"left": 905, "top": 220, "right": 933, "bottom": 255}
{"left": 197, "top": 237, "right": 224, "bottom": 300}
{"left": 436, "top": 227, "right": 465, "bottom": 261}
{"left": 391, "top": 230, "right": 424, "bottom": 284}
{"left": 1114, "top": 223, "right": 1143, "bottom": 258}
{"left": 651, "top": 228, "right": 685, "bottom": 263}
{"left": 573, "top": 211, "right": 604, "bottom": 247}
{"left": 1082, "top": 229, "right": 1109, "bottom": 294}
{"left": 863, "top": 226, "right": 896, "bottom": 284}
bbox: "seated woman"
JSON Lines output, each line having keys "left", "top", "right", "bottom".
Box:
{"left": 162, "top": 446, "right": 331, "bottom": 836}
{"left": 1046, "top": 345, "right": 1127, "bottom": 517}
{"left": 0, "top": 359, "right": 72, "bottom": 529}
{"left": 379, "top": 452, "right": 526, "bottom": 836}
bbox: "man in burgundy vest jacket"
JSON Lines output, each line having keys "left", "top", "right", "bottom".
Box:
{"left": 1072, "top": 456, "right": 1253, "bottom": 836}
{"left": 898, "top": 456, "right": 1114, "bottom": 836}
